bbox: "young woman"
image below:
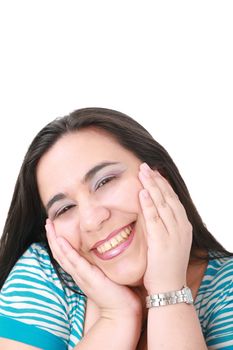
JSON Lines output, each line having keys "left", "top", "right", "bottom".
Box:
{"left": 0, "top": 108, "right": 232, "bottom": 349}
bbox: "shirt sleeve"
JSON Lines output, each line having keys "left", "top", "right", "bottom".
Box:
{"left": 205, "top": 262, "right": 233, "bottom": 349}
{"left": 0, "top": 243, "right": 71, "bottom": 350}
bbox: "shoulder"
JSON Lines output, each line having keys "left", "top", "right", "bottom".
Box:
{"left": 198, "top": 253, "right": 233, "bottom": 304}
{"left": 12, "top": 241, "right": 54, "bottom": 271}
{"left": 205, "top": 253, "right": 233, "bottom": 293}
{"left": 196, "top": 253, "right": 233, "bottom": 347}
{"left": 0, "top": 242, "right": 70, "bottom": 318}
{"left": 0, "top": 242, "right": 86, "bottom": 349}
{"left": 1, "top": 241, "right": 86, "bottom": 310}
{"left": 2, "top": 242, "right": 61, "bottom": 293}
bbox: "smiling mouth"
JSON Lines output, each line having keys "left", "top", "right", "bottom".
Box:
{"left": 92, "top": 223, "right": 135, "bottom": 260}
{"left": 96, "top": 225, "right": 133, "bottom": 254}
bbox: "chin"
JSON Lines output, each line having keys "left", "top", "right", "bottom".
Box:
{"left": 111, "top": 276, "right": 144, "bottom": 287}
{"left": 127, "top": 277, "right": 144, "bottom": 287}
{"left": 108, "top": 264, "right": 146, "bottom": 286}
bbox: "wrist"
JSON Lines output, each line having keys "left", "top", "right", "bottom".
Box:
{"left": 100, "top": 301, "right": 142, "bottom": 322}
{"left": 146, "top": 280, "right": 187, "bottom": 295}
{"left": 100, "top": 311, "right": 141, "bottom": 339}
{"left": 146, "top": 285, "right": 193, "bottom": 308}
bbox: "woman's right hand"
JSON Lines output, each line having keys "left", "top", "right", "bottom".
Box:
{"left": 45, "top": 219, "right": 142, "bottom": 323}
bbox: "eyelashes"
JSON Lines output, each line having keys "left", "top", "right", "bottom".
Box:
{"left": 54, "top": 204, "right": 76, "bottom": 218}
{"left": 53, "top": 175, "right": 117, "bottom": 219}
{"left": 95, "top": 175, "right": 116, "bottom": 190}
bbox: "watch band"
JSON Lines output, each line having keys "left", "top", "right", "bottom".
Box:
{"left": 146, "top": 286, "right": 194, "bottom": 308}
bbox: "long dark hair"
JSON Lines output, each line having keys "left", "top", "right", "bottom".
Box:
{"left": 0, "top": 107, "right": 232, "bottom": 289}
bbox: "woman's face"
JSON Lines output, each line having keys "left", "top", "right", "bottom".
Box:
{"left": 37, "top": 128, "right": 148, "bottom": 286}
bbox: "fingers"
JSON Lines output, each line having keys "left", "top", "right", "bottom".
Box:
{"left": 45, "top": 220, "right": 142, "bottom": 313}
{"left": 139, "top": 163, "right": 193, "bottom": 294}
{"left": 45, "top": 220, "right": 98, "bottom": 289}
{"left": 138, "top": 163, "right": 191, "bottom": 237}
{"left": 139, "top": 188, "right": 168, "bottom": 243}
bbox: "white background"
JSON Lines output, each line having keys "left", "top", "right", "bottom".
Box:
{"left": 0, "top": 1, "right": 232, "bottom": 250}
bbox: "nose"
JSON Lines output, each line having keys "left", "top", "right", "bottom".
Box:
{"left": 79, "top": 201, "right": 110, "bottom": 233}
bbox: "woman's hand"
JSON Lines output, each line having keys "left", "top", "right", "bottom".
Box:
{"left": 45, "top": 220, "right": 142, "bottom": 322}
{"left": 45, "top": 222, "right": 142, "bottom": 349}
{"left": 138, "top": 163, "right": 192, "bottom": 295}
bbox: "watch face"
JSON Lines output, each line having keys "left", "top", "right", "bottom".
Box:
{"left": 184, "top": 287, "right": 194, "bottom": 304}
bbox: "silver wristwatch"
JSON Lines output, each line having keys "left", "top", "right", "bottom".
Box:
{"left": 146, "top": 286, "right": 193, "bottom": 308}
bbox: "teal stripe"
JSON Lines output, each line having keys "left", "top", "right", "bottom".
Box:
{"left": 208, "top": 322, "right": 233, "bottom": 335}
{"left": 194, "top": 253, "right": 233, "bottom": 348}
{"left": 0, "top": 315, "right": 66, "bottom": 350}
{"left": 9, "top": 263, "right": 60, "bottom": 277}
{"left": 4, "top": 276, "right": 66, "bottom": 299}
{"left": 0, "top": 242, "right": 86, "bottom": 348}
{"left": 3, "top": 283, "right": 66, "bottom": 300}
{"left": 1, "top": 310, "right": 69, "bottom": 332}
{"left": 207, "top": 334, "right": 233, "bottom": 347}
{"left": 2, "top": 289, "right": 67, "bottom": 309}
{"left": 213, "top": 314, "right": 233, "bottom": 325}
{"left": 1, "top": 297, "right": 67, "bottom": 314}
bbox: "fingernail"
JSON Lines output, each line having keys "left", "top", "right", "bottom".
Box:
{"left": 140, "top": 163, "right": 151, "bottom": 178}
{"left": 154, "top": 170, "right": 161, "bottom": 176}
{"left": 141, "top": 162, "right": 150, "bottom": 171}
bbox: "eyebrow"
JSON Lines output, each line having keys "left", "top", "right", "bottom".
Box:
{"left": 45, "top": 161, "right": 120, "bottom": 212}
{"left": 46, "top": 193, "right": 66, "bottom": 213}
{"left": 83, "top": 161, "right": 120, "bottom": 183}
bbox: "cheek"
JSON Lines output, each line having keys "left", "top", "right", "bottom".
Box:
{"left": 53, "top": 219, "right": 82, "bottom": 251}
{"left": 105, "top": 178, "right": 142, "bottom": 211}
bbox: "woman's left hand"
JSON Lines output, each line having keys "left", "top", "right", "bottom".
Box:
{"left": 138, "top": 163, "right": 193, "bottom": 295}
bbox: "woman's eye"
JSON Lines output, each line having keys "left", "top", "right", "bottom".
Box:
{"left": 95, "top": 176, "right": 115, "bottom": 190}
{"left": 55, "top": 205, "right": 75, "bottom": 218}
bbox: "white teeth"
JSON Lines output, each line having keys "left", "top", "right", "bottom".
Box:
{"left": 121, "top": 230, "right": 128, "bottom": 238}
{"left": 110, "top": 237, "right": 118, "bottom": 247}
{"left": 116, "top": 235, "right": 124, "bottom": 243}
{"left": 96, "top": 226, "right": 133, "bottom": 254}
{"left": 125, "top": 227, "right": 131, "bottom": 234}
{"left": 98, "top": 245, "right": 104, "bottom": 254}
{"left": 104, "top": 242, "right": 111, "bottom": 251}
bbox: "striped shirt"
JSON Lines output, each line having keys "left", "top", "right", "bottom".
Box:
{"left": 0, "top": 243, "right": 86, "bottom": 349}
{"left": 0, "top": 243, "right": 233, "bottom": 349}
{"left": 195, "top": 252, "right": 233, "bottom": 349}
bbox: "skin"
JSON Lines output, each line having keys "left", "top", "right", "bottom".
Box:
{"left": 37, "top": 128, "right": 149, "bottom": 286}
{"left": 35, "top": 128, "right": 207, "bottom": 349}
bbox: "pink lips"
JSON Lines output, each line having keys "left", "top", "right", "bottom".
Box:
{"left": 92, "top": 223, "right": 135, "bottom": 261}
{"left": 91, "top": 223, "right": 134, "bottom": 250}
